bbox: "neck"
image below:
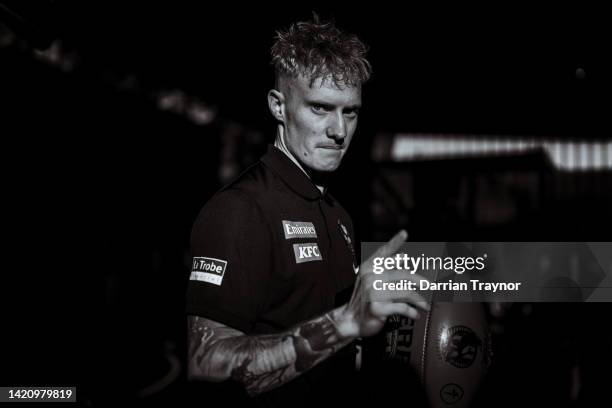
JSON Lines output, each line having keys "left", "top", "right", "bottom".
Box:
{"left": 274, "top": 129, "right": 326, "bottom": 193}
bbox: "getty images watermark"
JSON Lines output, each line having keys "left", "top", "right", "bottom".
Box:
{"left": 362, "top": 242, "right": 612, "bottom": 302}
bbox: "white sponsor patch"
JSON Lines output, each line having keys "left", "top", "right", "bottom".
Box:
{"left": 282, "top": 220, "right": 317, "bottom": 239}
{"left": 293, "top": 243, "right": 323, "bottom": 263}
{"left": 190, "top": 257, "right": 228, "bottom": 286}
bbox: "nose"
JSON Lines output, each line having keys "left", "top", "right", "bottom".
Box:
{"left": 326, "top": 112, "right": 346, "bottom": 143}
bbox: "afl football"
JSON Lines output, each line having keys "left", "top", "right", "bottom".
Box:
{"left": 385, "top": 302, "right": 491, "bottom": 408}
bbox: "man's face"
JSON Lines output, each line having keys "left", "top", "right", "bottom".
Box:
{"left": 280, "top": 75, "right": 362, "bottom": 173}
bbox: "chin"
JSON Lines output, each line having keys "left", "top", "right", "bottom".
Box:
{"left": 310, "top": 154, "right": 343, "bottom": 172}
{"left": 312, "top": 161, "right": 341, "bottom": 173}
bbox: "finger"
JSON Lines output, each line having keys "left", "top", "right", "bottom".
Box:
{"left": 370, "top": 288, "right": 430, "bottom": 310}
{"left": 363, "top": 270, "right": 431, "bottom": 310}
{"left": 370, "top": 301, "right": 421, "bottom": 320}
{"left": 372, "top": 229, "right": 408, "bottom": 259}
{"left": 411, "top": 272, "right": 429, "bottom": 285}
{"left": 414, "top": 300, "right": 431, "bottom": 311}
{"left": 362, "top": 270, "right": 431, "bottom": 299}
{"left": 368, "top": 270, "right": 431, "bottom": 286}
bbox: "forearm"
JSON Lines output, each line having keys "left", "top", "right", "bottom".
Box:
{"left": 188, "top": 306, "right": 354, "bottom": 396}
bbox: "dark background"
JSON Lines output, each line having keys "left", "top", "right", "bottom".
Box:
{"left": 1, "top": 1, "right": 611, "bottom": 406}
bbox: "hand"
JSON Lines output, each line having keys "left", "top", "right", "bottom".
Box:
{"left": 337, "top": 230, "right": 430, "bottom": 339}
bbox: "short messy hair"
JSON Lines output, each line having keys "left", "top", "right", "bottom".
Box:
{"left": 271, "top": 16, "right": 372, "bottom": 88}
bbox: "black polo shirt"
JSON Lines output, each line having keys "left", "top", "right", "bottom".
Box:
{"left": 186, "top": 145, "right": 358, "bottom": 404}
{"left": 187, "top": 144, "right": 357, "bottom": 330}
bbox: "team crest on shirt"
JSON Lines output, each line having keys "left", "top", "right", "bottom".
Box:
{"left": 282, "top": 220, "right": 317, "bottom": 239}
{"left": 293, "top": 243, "right": 323, "bottom": 263}
{"left": 190, "top": 257, "right": 228, "bottom": 286}
{"left": 338, "top": 219, "right": 358, "bottom": 271}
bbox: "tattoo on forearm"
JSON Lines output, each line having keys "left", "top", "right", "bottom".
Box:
{"left": 187, "top": 310, "right": 351, "bottom": 396}
{"left": 188, "top": 316, "right": 215, "bottom": 366}
{"left": 292, "top": 314, "right": 341, "bottom": 372}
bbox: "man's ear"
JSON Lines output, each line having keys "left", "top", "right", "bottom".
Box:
{"left": 267, "top": 89, "right": 285, "bottom": 123}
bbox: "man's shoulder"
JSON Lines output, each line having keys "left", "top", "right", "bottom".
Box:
{"left": 219, "top": 159, "right": 270, "bottom": 197}
{"left": 192, "top": 188, "right": 265, "bottom": 243}
{"left": 198, "top": 160, "right": 275, "bottom": 219}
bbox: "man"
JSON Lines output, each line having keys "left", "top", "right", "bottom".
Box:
{"left": 186, "top": 17, "right": 427, "bottom": 406}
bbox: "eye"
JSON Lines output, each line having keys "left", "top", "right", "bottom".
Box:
{"left": 344, "top": 109, "right": 360, "bottom": 118}
{"left": 312, "top": 104, "right": 327, "bottom": 114}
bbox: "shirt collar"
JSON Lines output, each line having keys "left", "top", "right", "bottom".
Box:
{"left": 261, "top": 145, "right": 325, "bottom": 201}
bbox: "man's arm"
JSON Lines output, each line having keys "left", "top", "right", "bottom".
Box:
{"left": 187, "top": 306, "right": 353, "bottom": 396}
{"left": 188, "top": 230, "right": 429, "bottom": 396}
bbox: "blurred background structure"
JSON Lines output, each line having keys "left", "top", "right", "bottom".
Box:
{"left": 1, "top": 1, "right": 610, "bottom": 406}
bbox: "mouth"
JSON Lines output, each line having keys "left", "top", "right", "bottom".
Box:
{"left": 317, "top": 144, "right": 344, "bottom": 150}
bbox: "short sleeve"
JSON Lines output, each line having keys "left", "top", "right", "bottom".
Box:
{"left": 186, "top": 189, "right": 271, "bottom": 333}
